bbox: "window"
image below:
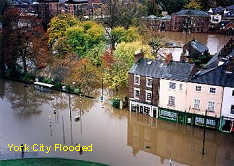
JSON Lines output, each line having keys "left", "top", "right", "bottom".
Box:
{"left": 196, "top": 85, "right": 201, "bottom": 91}
{"left": 210, "top": 87, "right": 216, "bottom": 94}
{"left": 134, "top": 88, "right": 140, "bottom": 99}
{"left": 232, "top": 90, "right": 234, "bottom": 96}
{"left": 207, "top": 101, "right": 215, "bottom": 112}
{"left": 168, "top": 96, "right": 175, "bottom": 106}
{"left": 194, "top": 99, "right": 200, "bottom": 110}
{"left": 145, "top": 90, "right": 152, "bottom": 102}
{"left": 179, "top": 84, "right": 183, "bottom": 90}
{"left": 169, "top": 82, "right": 176, "bottom": 89}
{"left": 146, "top": 77, "right": 152, "bottom": 87}
{"left": 231, "top": 105, "right": 234, "bottom": 114}
{"left": 134, "top": 75, "right": 140, "bottom": 85}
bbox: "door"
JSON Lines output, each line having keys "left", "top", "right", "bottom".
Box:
{"left": 178, "top": 114, "right": 184, "bottom": 124}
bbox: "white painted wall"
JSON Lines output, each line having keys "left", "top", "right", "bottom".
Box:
{"left": 159, "top": 79, "right": 187, "bottom": 112}
{"left": 221, "top": 87, "right": 234, "bottom": 118}
{"left": 186, "top": 83, "right": 223, "bottom": 118}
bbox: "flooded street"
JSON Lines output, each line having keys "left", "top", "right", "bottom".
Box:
{"left": 0, "top": 79, "right": 233, "bottom": 166}
{"left": 157, "top": 31, "right": 231, "bottom": 61}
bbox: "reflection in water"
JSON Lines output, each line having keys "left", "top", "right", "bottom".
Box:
{"left": 3, "top": 81, "right": 51, "bottom": 116}
{"left": 0, "top": 79, "right": 233, "bottom": 166}
{"left": 127, "top": 112, "right": 234, "bottom": 166}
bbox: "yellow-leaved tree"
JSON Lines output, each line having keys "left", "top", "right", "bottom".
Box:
{"left": 103, "top": 41, "right": 154, "bottom": 90}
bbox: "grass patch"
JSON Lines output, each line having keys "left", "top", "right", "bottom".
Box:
{"left": 0, "top": 158, "right": 108, "bottom": 166}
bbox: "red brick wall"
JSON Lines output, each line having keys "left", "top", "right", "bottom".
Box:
{"left": 128, "top": 73, "right": 159, "bottom": 106}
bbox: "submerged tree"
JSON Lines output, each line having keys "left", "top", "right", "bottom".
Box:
{"left": 3, "top": 7, "right": 49, "bottom": 75}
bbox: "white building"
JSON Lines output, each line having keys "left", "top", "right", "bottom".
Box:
{"left": 221, "top": 87, "right": 234, "bottom": 133}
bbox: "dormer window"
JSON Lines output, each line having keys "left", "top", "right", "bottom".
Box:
{"left": 146, "top": 77, "right": 152, "bottom": 87}
{"left": 134, "top": 75, "right": 140, "bottom": 85}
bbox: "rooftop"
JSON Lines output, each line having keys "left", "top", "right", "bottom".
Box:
{"left": 191, "top": 64, "right": 234, "bottom": 87}
{"left": 129, "top": 59, "right": 195, "bottom": 81}
{"left": 184, "top": 39, "right": 208, "bottom": 53}
{"left": 174, "top": 10, "right": 209, "bottom": 17}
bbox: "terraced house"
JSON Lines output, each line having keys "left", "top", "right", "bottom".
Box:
{"left": 128, "top": 51, "right": 234, "bottom": 132}
{"left": 128, "top": 52, "right": 196, "bottom": 119}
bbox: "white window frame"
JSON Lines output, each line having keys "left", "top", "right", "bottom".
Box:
{"left": 194, "top": 99, "right": 200, "bottom": 110}
{"left": 134, "top": 75, "right": 140, "bottom": 85}
{"left": 146, "top": 77, "right": 152, "bottom": 88}
{"left": 168, "top": 96, "right": 175, "bottom": 106}
{"left": 232, "top": 90, "right": 234, "bottom": 96}
{"left": 195, "top": 85, "right": 201, "bottom": 92}
{"left": 145, "top": 90, "right": 152, "bottom": 102}
{"left": 207, "top": 101, "right": 215, "bottom": 112}
{"left": 169, "top": 82, "right": 176, "bottom": 90}
{"left": 134, "top": 88, "right": 140, "bottom": 99}
{"left": 209, "top": 87, "right": 216, "bottom": 94}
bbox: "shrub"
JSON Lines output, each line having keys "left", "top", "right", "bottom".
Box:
{"left": 111, "top": 98, "right": 120, "bottom": 108}
{"left": 74, "top": 88, "right": 81, "bottom": 94}
{"left": 53, "top": 83, "right": 62, "bottom": 89}
{"left": 42, "top": 78, "right": 48, "bottom": 83}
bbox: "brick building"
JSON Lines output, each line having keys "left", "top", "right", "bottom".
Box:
{"left": 128, "top": 51, "right": 196, "bottom": 118}
{"left": 171, "top": 10, "right": 210, "bottom": 33}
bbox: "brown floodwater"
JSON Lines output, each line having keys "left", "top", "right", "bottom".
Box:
{"left": 156, "top": 31, "right": 232, "bottom": 61}
{"left": 0, "top": 79, "right": 233, "bottom": 166}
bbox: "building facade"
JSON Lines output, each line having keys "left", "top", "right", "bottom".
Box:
{"left": 128, "top": 52, "right": 196, "bottom": 120}
{"left": 171, "top": 10, "right": 210, "bottom": 33}
{"left": 221, "top": 87, "right": 234, "bottom": 132}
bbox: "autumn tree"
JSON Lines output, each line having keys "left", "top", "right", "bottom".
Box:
{"left": 102, "top": 0, "right": 146, "bottom": 29}
{"left": 47, "top": 14, "right": 79, "bottom": 45}
{"left": 65, "top": 58, "right": 98, "bottom": 95}
{"left": 184, "top": 0, "right": 202, "bottom": 10}
{"left": 103, "top": 41, "right": 154, "bottom": 89}
{"left": 3, "top": 7, "right": 49, "bottom": 75}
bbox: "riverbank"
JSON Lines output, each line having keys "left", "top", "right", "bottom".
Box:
{"left": 0, "top": 158, "right": 108, "bottom": 166}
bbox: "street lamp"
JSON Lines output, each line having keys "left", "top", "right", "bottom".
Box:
{"left": 202, "top": 109, "right": 208, "bottom": 155}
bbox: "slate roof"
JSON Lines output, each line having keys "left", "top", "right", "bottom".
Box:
{"left": 129, "top": 59, "right": 195, "bottom": 81}
{"left": 174, "top": 10, "right": 209, "bottom": 17}
{"left": 227, "top": 5, "right": 234, "bottom": 10}
{"left": 205, "top": 53, "right": 220, "bottom": 69}
{"left": 184, "top": 40, "right": 208, "bottom": 53}
{"left": 191, "top": 64, "right": 234, "bottom": 87}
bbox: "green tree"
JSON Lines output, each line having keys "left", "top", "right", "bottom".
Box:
{"left": 47, "top": 14, "right": 79, "bottom": 45}
{"left": 110, "top": 26, "right": 141, "bottom": 49}
{"left": 66, "top": 21, "right": 105, "bottom": 57}
{"left": 184, "top": 0, "right": 202, "bottom": 10}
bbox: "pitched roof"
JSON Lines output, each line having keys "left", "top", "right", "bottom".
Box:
{"left": 227, "top": 5, "right": 234, "bottom": 10}
{"left": 191, "top": 64, "right": 234, "bottom": 87}
{"left": 129, "top": 59, "right": 195, "bottom": 81}
{"left": 174, "top": 10, "right": 209, "bottom": 17}
{"left": 184, "top": 39, "right": 208, "bottom": 53}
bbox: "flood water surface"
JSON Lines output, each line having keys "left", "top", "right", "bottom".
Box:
{"left": 0, "top": 79, "right": 233, "bottom": 166}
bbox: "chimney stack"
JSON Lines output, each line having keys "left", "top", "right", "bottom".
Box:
{"left": 165, "top": 53, "right": 173, "bottom": 65}
{"left": 225, "top": 62, "right": 234, "bottom": 73}
{"left": 134, "top": 49, "right": 144, "bottom": 63}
